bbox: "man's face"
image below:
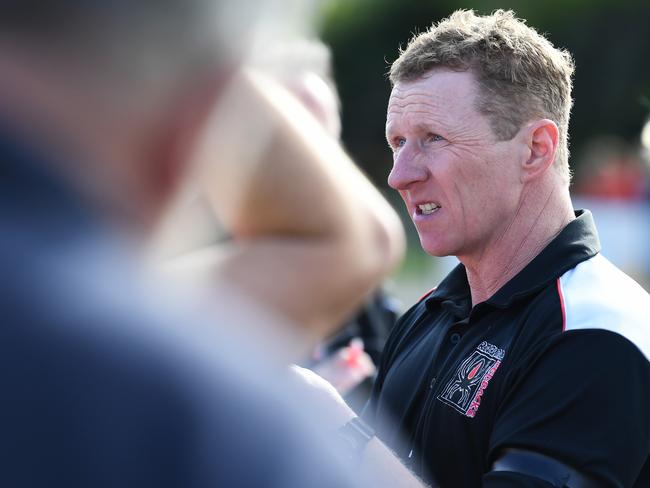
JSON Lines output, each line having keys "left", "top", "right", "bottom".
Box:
{"left": 386, "top": 69, "right": 524, "bottom": 260}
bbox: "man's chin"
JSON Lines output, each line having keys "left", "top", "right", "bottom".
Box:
{"left": 425, "top": 250, "right": 451, "bottom": 258}
{"left": 419, "top": 239, "right": 453, "bottom": 258}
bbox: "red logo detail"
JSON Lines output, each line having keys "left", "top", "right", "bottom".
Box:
{"left": 467, "top": 363, "right": 481, "bottom": 380}
{"left": 466, "top": 360, "right": 501, "bottom": 418}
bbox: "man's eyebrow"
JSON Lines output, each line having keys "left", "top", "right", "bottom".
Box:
{"left": 387, "top": 121, "right": 440, "bottom": 136}
{"left": 413, "top": 123, "right": 435, "bottom": 133}
{"left": 385, "top": 124, "right": 401, "bottom": 141}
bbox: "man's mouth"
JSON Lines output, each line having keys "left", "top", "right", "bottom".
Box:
{"left": 417, "top": 202, "right": 441, "bottom": 215}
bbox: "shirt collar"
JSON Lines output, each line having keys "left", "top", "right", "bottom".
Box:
{"left": 425, "top": 263, "right": 471, "bottom": 317}
{"left": 425, "top": 210, "right": 601, "bottom": 313}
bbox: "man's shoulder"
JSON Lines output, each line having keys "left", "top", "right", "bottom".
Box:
{"left": 558, "top": 253, "right": 650, "bottom": 360}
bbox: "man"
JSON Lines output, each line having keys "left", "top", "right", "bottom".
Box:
{"left": 361, "top": 9, "right": 650, "bottom": 487}
{"left": 0, "top": 1, "right": 405, "bottom": 486}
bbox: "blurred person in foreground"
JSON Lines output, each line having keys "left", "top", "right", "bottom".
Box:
{"left": 302, "top": 9, "right": 650, "bottom": 487}
{"left": 157, "top": 39, "right": 396, "bottom": 407}
{"left": 250, "top": 40, "right": 400, "bottom": 408}
{"left": 158, "top": 38, "right": 400, "bottom": 409}
{"left": 0, "top": 0, "right": 408, "bottom": 486}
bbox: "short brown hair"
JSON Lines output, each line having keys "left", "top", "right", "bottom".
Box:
{"left": 390, "top": 9, "right": 575, "bottom": 184}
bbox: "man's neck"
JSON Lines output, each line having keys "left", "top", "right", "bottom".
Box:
{"left": 461, "top": 183, "right": 575, "bottom": 306}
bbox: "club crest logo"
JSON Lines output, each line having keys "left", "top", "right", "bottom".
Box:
{"left": 437, "top": 341, "right": 505, "bottom": 418}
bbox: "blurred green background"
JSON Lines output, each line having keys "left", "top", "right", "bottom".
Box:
{"left": 315, "top": 0, "right": 650, "bottom": 306}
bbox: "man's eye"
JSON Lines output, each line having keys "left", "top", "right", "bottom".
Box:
{"left": 396, "top": 138, "right": 406, "bottom": 147}
{"left": 428, "top": 134, "right": 444, "bottom": 142}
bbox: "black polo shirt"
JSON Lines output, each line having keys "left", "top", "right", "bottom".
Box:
{"left": 364, "top": 211, "right": 650, "bottom": 487}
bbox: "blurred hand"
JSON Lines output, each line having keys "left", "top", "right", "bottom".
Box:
{"left": 289, "top": 365, "right": 356, "bottom": 430}
{"left": 312, "top": 339, "right": 376, "bottom": 395}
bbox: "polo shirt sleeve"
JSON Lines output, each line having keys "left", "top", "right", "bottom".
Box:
{"left": 485, "top": 329, "right": 650, "bottom": 487}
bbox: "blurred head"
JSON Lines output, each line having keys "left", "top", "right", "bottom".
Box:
{"left": 0, "top": 0, "right": 259, "bottom": 230}
{"left": 257, "top": 40, "right": 342, "bottom": 139}
{"left": 390, "top": 9, "right": 574, "bottom": 185}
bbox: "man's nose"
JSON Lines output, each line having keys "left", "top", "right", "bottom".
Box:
{"left": 387, "top": 148, "right": 428, "bottom": 190}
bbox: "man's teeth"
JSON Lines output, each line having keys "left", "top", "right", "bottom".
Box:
{"left": 418, "top": 203, "right": 440, "bottom": 215}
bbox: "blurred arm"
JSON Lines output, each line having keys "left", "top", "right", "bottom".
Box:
{"left": 291, "top": 366, "right": 428, "bottom": 488}
{"left": 174, "top": 70, "right": 405, "bottom": 346}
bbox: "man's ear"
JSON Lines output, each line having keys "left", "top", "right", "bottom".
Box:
{"left": 520, "top": 119, "right": 559, "bottom": 183}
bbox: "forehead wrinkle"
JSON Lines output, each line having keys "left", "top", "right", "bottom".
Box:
{"left": 389, "top": 90, "right": 447, "bottom": 108}
{"left": 386, "top": 79, "right": 495, "bottom": 142}
{"left": 389, "top": 91, "right": 471, "bottom": 119}
{"left": 387, "top": 94, "right": 449, "bottom": 118}
{"left": 387, "top": 98, "right": 492, "bottom": 143}
{"left": 387, "top": 104, "right": 464, "bottom": 136}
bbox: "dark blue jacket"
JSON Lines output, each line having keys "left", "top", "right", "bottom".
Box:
{"left": 0, "top": 128, "right": 357, "bottom": 487}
